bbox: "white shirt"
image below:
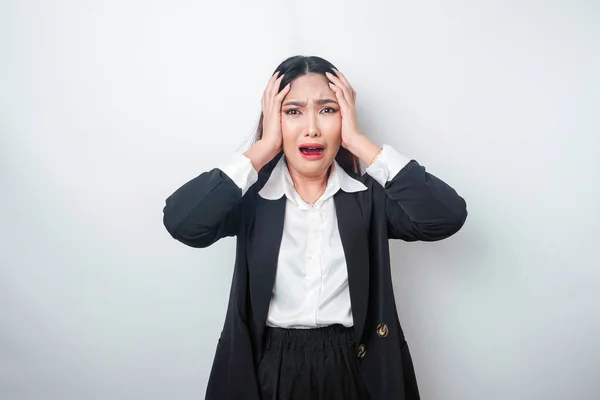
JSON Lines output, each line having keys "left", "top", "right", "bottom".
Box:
{"left": 220, "top": 145, "right": 411, "bottom": 328}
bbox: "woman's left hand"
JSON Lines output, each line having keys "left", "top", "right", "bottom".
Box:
{"left": 326, "top": 70, "right": 363, "bottom": 149}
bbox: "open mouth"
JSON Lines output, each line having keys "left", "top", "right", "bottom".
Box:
{"left": 299, "top": 147, "right": 324, "bottom": 155}
{"left": 298, "top": 144, "right": 325, "bottom": 159}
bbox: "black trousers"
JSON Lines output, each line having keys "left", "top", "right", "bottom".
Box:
{"left": 257, "top": 324, "right": 370, "bottom": 400}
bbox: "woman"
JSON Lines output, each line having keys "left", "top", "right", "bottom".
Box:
{"left": 163, "top": 55, "right": 467, "bottom": 400}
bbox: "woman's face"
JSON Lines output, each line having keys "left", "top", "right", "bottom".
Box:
{"left": 280, "top": 73, "right": 342, "bottom": 178}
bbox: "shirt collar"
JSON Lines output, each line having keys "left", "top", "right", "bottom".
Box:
{"left": 258, "top": 155, "right": 367, "bottom": 207}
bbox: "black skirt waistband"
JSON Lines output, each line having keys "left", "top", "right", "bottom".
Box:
{"left": 263, "top": 324, "right": 355, "bottom": 351}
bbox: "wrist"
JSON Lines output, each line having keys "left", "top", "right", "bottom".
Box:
{"left": 345, "top": 134, "right": 382, "bottom": 166}
{"left": 258, "top": 138, "right": 281, "bottom": 156}
{"left": 245, "top": 140, "right": 280, "bottom": 171}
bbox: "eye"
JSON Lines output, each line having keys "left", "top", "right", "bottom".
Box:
{"left": 320, "top": 107, "right": 338, "bottom": 114}
{"left": 284, "top": 109, "right": 300, "bottom": 115}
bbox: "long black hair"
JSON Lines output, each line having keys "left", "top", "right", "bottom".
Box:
{"left": 252, "top": 55, "right": 361, "bottom": 175}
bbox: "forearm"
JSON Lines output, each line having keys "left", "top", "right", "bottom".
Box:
{"left": 163, "top": 169, "right": 243, "bottom": 247}
{"left": 343, "top": 133, "right": 382, "bottom": 167}
{"left": 243, "top": 140, "right": 280, "bottom": 172}
{"left": 385, "top": 161, "right": 467, "bottom": 240}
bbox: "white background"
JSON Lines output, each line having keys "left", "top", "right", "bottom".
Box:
{"left": 1, "top": 1, "right": 599, "bottom": 399}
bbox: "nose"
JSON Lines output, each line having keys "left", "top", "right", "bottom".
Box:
{"left": 305, "top": 129, "right": 320, "bottom": 138}
{"left": 304, "top": 111, "right": 321, "bottom": 138}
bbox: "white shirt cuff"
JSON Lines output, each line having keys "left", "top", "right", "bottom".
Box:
{"left": 365, "top": 144, "right": 412, "bottom": 187}
{"left": 217, "top": 154, "right": 259, "bottom": 196}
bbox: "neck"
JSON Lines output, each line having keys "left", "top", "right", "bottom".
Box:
{"left": 286, "top": 162, "right": 330, "bottom": 204}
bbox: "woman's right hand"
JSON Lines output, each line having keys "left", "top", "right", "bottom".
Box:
{"left": 261, "top": 71, "right": 290, "bottom": 151}
{"left": 244, "top": 72, "right": 291, "bottom": 171}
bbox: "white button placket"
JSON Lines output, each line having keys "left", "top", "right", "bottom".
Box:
{"left": 305, "top": 207, "right": 324, "bottom": 326}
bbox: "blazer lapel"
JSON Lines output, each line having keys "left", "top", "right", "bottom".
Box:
{"left": 249, "top": 195, "right": 286, "bottom": 341}
{"left": 334, "top": 190, "right": 370, "bottom": 343}
{"left": 248, "top": 190, "right": 369, "bottom": 346}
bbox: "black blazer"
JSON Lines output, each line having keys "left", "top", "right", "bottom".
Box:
{"left": 163, "top": 156, "right": 467, "bottom": 400}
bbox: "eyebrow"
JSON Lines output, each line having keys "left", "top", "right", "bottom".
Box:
{"left": 282, "top": 99, "right": 338, "bottom": 107}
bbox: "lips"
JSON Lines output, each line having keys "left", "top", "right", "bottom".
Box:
{"left": 298, "top": 143, "right": 325, "bottom": 160}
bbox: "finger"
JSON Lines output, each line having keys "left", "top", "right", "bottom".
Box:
{"left": 263, "top": 71, "right": 282, "bottom": 101}
{"left": 267, "top": 74, "right": 285, "bottom": 103}
{"left": 272, "top": 73, "right": 285, "bottom": 97}
{"left": 332, "top": 69, "right": 356, "bottom": 100}
{"left": 326, "top": 71, "right": 351, "bottom": 95}
{"left": 327, "top": 73, "right": 354, "bottom": 105}
{"left": 325, "top": 71, "right": 343, "bottom": 86}
{"left": 266, "top": 71, "right": 280, "bottom": 92}
{"left": 275, "top": 83, "right": 291, "bottom": 102}
{"left": 262, "top": 75, "right": 274, "bottom": 106}
{"left": 332, "top": 69, "right": 353, "bottom": 90}
{"left": 329, "top": 83, "right": 350, "bottom": 109}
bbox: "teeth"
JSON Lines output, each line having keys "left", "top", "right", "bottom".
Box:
{"left": 300, "top": 146, "right": 323, "bottom": 153}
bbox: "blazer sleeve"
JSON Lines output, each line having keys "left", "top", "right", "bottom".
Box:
{"left": 163, "top": 168, "right": 244, "bottom": 248}
{"left": 381, "top": 160, "right": 468, "bottom": 241}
